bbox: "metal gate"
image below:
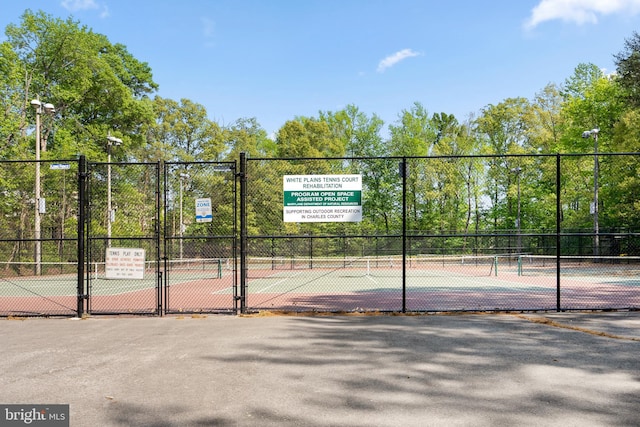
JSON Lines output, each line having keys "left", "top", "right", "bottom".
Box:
{"left": 86, "top": 161, "right": 162, "bottom": 314}
{"left": 163, "top": 161, "right": 238, "bottom": 314}
{"left": 84, "top": 160, "right": 237, "bottom": 315}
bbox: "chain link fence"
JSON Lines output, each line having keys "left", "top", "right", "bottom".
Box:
{"left": 0, "top": 159, "right": 80, "bottom": 316}
{"left": 0, "top": 153, "right": 638, "bottom": 316}
{"left": 243, "top": 154, "right": 640, "bottom": 313}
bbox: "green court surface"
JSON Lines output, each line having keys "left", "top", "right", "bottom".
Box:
{"left": 0, "top": 258, "right": 225, "bottom": 297}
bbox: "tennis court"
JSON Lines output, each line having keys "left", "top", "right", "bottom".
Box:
{"left": 0, "top": 258, "right": 235, "bottom": 315}
{"left": 245, "top": 255, "right": 640, "bottom": 312}
{"left": 1, "top": 255, "right": 638, "bottom": 315}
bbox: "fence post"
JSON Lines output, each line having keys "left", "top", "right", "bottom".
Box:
{"left": 556, "top": 154, "right": 561, "bottom": 312}
{"left": 155, "top": 161, "right": 163, "bottom": 316}
{"left": 76, "top": 155, "right": 87, "bottom": 317}
{"left": 401, "top": 157, "right": 407, "bottom": 313}
{"left": 239, "top": 152, "right": 248, "bottom": 313}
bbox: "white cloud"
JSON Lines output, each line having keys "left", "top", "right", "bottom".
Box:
{"left": 61, "top": 0, "right": 110, "bottom": 18}
{"left": 201, "top": 17, "right": 216, "bottom": 48}
{"left": 377, "top": 48, "right": 421, "bottom": 73}
{"left": 99, "top": 5, "right": 110, "bottom": 18}
{"left": 61, "top": 0, "right": 99, "bottom": 11}
{"left": 524, "top": 0, "right": 640, "bottom": 30}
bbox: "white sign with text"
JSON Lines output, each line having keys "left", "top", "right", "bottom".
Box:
{"left": 105, "top": 247, "right": 145, "bottom": 279}
{"left": 283, "top": 174, "right": 362, "bottom": 222}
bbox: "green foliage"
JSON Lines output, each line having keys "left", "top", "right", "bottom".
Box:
{"left": 319, "top": 105, "right": 385, "bottom": 157}
{"left": 276, "top": 117, "right": 345, "bottom": 159}
{"left": 1, "top": 9, "right": 640, "bottom": 261}
{"left": 614, "top": 31, "right": 640, "bottom": 107}
{"left": 149, "top": 97, "right": 222, "bottom": 162}
{"left": 217, "top": 117, "right": 273, "bottom": 160}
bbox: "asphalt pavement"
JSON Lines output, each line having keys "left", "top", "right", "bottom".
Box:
{"left": 1, "top": 311, "right": 639, "bottom": 426}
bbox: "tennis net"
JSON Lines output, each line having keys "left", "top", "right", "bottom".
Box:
{"left": 88, "top": 258, "right": 227, "bottom": 279}
{"left": 247, "top": 254, "right": 511, "bottom": 279}
{"left": 517, "top": 255, "right": 640, "bottom": 277}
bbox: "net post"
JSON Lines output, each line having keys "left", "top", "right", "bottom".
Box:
{"left": 494, "top": 256, "right": 498, "bottom": 276}
{"left": 518, "top": 255, "right": 522, "bottom": 276}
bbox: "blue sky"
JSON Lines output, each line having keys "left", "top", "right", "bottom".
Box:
{"left": 2, "top": 1, "right": 640, "bottom": 137}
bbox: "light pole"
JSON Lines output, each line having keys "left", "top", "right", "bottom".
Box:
{"left": 582, "top": 129, "right": 600, "bottom": 257}
{"left": 106, "top": 135, "right": 122, "bottom": 247}
{"left": 179, "top": 173, "right": 190, "bottom": 259}
{"left": 30, "top": 99, "right": 55, "bottom": 275}
{"left": 511, "top": 167, "right": 522, "bottom": 254}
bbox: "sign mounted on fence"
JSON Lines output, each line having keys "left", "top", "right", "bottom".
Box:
{"left": 50, "top": 163, "right": 70, "bottom": 170}
{"left": 283, "top": 174, "right": 362, "bottom": 222}
{"left": 105, "top": 247, "right": 145, "bottom": 279}
{"left": 195, "top": 198, "right": 213, "bottom": 222}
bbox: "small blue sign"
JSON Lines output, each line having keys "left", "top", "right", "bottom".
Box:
{"left": 195, "top": 198, "right": 213, "bottom": 223}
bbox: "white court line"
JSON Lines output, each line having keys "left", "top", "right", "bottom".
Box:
{"left": 248, "top": 271, "right": 382, "bottom": 293}
{"left": 255, "top": 272, "right": 304, "bottom": 293}
{"left": 211, "top": 287, "right": 233, "bottom": 294}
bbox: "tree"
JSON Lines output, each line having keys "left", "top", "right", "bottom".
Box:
{"left": 560, "top": 64, "right": 624, "bottom": 152}
{"left": 319, "top": 104, "right": 385, "bottom": 158}
{"left": 147, "top": 96, "right": 222, "bottom": 162}
{"left": 607, "top": 110, "right": 640, "bottom": 230}
{"left": 558, "top": 63, "right": 627, "bottom": 232}
{"left": 429, "top": 114, "right": 480, "bottom": 235}
{"left": 0, "top": 9, "right": 159, "bottom": 261}
{"left": 275, "top": 117, "right": 345, "bottom": 160}
{"left": 476, "top": 98, "right": 532, "bottom": 232}
{"left": 530, "top": 83, "right": 564, "bottom": 152}
{"left": 4, "top": 9, "right": 157, "bottom": 160}
{"left": 614, "top": 31, "right": 640, "bottom": 107}
{"left": 215, "top": 117, "right": 274, "bottom": 160}
{"left": 524, "top": 85, "right": 565, "bottom": 231}
{"left": 388, "top": 103, "right": 439, "bottom": 231}
{"left": 318, "top": 106, "right": 395, "bottom": 233}
{"left": 0, "top": 42, "right": 24, "bottom": 157}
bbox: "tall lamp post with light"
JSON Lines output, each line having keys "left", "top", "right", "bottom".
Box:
{"left": 30, "top": 99, "right": 55, "bottom": 275}
{"left": 582, "top": 128, "right": 600, "bottom": 257}
{"left": 106, "top": 135, "right": 122, "bottom": 247}
{"left": 179, "top": 173, "right": 190, "bottom": 259}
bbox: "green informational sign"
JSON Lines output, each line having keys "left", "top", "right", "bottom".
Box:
{"left": 283, "top": 190, "right": 361, "bottom": 206}
{"left": 283, "top": 174, "right": 362, "bottom": 222}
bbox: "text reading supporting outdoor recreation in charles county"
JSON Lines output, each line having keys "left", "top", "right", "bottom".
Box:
{"left": 283, "top": 174, "right": 362, "bottom": 222}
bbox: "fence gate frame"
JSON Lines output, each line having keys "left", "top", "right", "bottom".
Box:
{"left": 162, "top": 160, "right": 239, "bottom": 315}
{"left": 84, "top": 160, "right": 162, "bottom": 315}
{"left": 82, "top": 159, "right": 239, "bottom": 316}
